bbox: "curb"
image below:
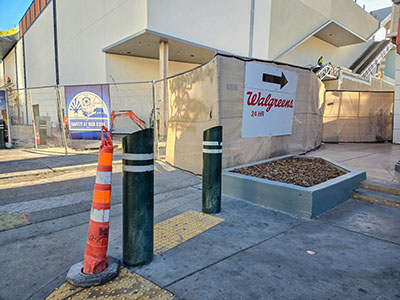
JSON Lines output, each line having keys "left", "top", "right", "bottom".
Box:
{"left": 0, "top": 161, "right": 123, "bottom": 180}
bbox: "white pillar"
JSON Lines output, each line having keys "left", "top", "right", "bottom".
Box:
{"left": 159, "top": 41, "right": 168, "bottom": 139}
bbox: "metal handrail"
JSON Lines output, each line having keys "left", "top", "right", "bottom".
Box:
{"left": 360, "top": 42, "right": 395, "bottom": 77}
{"left": 316, "top": 64, "right": 335, "bottom": 80}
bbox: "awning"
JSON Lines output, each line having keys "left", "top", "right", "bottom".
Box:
{"left": 0, "top": 28, "right": 19, "bottom": 60}
{"left": 313, "top": 21, "right": 365, "bottom": 47}
{"left": 102, "top": 29, "right": 221, "bottom": 64}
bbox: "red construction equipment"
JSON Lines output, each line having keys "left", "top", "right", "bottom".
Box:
{"left": 83, "top": 126, "right": 113, "bottom": 274}
{"left": 111, "top": 110, "right": 146, "bottom": 131}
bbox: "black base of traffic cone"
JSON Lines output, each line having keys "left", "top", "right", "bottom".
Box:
{"left": 66, "top": 256, "right": 120, "bottom": 287}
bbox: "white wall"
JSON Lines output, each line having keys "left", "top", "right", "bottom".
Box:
{"left": 105, "top": 53, "right": 199, "bottom": 83}
{"left": 15, "top": 40, "right": 25, "bottom": 89}
{"left": 24, "top": 2, "right": 56, "bottom": 88}
{"left": 0, "top": 60, "right": 3, "bottom": 83}
{"left": 147, "top": 0, "right": 253, "bottom": 58}
{"left": 57, "top": 0, "right": 147, "bottom": 85}
{"left": 280, "top": 36, "right": 372, "bottom": 68}
{"left": 4, "top": 49, "right": 16, "bottom": 85}
{"left": 252, "top": 0, "right": 272, "bottom": 59}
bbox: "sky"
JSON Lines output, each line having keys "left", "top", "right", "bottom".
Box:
{"left": 355, "top": 0, "right": 393, "bottom": 12}
{"left": 0, "top": 0, "right": 395, "bottom": 31}
{"left": 0, "top": 0, "right": 33, "bottom": 31}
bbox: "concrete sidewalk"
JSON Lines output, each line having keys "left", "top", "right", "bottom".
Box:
{"left": 306, "top": 142, "right": 400, "bottom": 184}
{"left": 0, "top": 145, "right": 399, "bottom": 299}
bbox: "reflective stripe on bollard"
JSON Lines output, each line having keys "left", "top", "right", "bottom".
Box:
{"left": 0, "top": 120, "right": 5, "bottom": 149}
{"left": 122, "top": 128, "right": 154, "bottom": 267}
{"left": 202, "top": 126, "right": 223, "bottom": 214}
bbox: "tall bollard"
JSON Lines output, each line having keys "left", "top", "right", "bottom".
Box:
{"left": 202, "top": 126, "right": 223, "bottom": 214}
{"left": 123, "top": 128, "right": 154, "bottom": 266}
{"left": 0, "top": 120, "right": 5, "bottom": 149}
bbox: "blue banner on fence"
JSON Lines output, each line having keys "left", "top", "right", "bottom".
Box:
{"left": 65, "top": 84, "right": 111, "bottom": 140}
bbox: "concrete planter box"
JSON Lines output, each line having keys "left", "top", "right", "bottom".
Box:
{"left": 222, "top": 155, "right": 366, "bottom": 219}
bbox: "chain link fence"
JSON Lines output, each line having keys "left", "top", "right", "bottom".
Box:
{"left": 5, "top": 81, "right": 160, "bottom": 155}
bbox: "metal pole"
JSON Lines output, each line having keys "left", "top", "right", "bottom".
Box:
{"left": 56, "top": 86, "right": 68, "bottom": 155}
{"left": 28, "top": 89, "right": 38, "bottom": 149}
{"left": 202, "top": 126, "right": 223, "bottom": 214}
{"left": 151, "top": 80, "right": 159, "bottom": 159}
{"left": 122, "top": 128, "right": 154, "bottom": 267}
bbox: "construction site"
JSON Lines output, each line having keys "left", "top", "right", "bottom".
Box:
{"left": 0, "top": 0, "right": 399, "bottom": 299}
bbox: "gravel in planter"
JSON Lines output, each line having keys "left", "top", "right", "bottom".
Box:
{"left": 230, "top": 156, "right": 348, "bottom": 187}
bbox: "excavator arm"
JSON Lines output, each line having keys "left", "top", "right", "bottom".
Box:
{"left": 111, "top": 110, "right": 146, "bottom": 131}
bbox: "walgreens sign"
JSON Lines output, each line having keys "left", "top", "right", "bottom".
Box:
{"left": 241, "top": 62, "right": 298, "bottom": 138}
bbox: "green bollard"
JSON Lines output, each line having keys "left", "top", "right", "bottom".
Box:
{"left": 0, "top": 120, "right": 5, "bottom": 149}
{"left": 122, "top": 128, "right": 154, "bottom": 267}
{"left": 202, "top": 126, "right": 223, "bottom": 214}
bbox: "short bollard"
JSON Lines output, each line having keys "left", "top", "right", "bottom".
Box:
{"left": 202, "top": 126, "right": 223, "bottom": 214}
{"left": 395, "top": 160, "right": 400, "bottom": 172}
{"left": 122, "top": 128, "right": 154, "bottom": 267}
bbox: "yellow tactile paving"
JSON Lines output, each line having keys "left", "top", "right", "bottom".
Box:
{"left": 46, "top": 268, "right": 174, "bottom": 300}
{"left": 154, "top": 210, "right": 224, "bottom": 255}
{"left": 46, "top": 210, "right": 224, "bottom": 299}
{"left": 0, "top": 211, "right": 25, "bottom": 231}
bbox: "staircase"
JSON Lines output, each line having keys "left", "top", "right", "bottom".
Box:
{"left": 351, "top": 179, "right": 400, "bottom": 209}
{"left": 349, "top": 40, "right": 395, "bottom": 78}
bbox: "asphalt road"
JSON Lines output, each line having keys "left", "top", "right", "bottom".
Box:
{"left": 1, "top": 149, "right": 400, "bottom": 300}
{"left": 0, "top": 149, "right": 201, "bottom": 299}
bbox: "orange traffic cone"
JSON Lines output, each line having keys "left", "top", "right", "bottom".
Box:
{"left": 66, "top": 126, "right": 119, "bottom": 287}
{"left": 35, "top": 129, "right": 40, "bottom": 145}
{"left": 83, "top": 126, "right": 114, "bottom": 274}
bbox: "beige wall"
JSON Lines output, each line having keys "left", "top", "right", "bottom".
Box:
{"left": 57, "top": 0, "right": 147, "bottom": 85}
{"left": 24, "top": 2, "right": 56, "bottom": 88}
{"left": 269, "top": 0, "right": 328, "bottom": 60}
{"left": 269, "top": 0, "right": 379, "bottom": 61}
{"left": 0, "top": 61, "right": 3, "bottom": 83}
{"left": 280, "top": 37, "right": 372, "bottom": 68}
{"left": 14, "top": 0, "right": 382, "bottom": 90}
{"left": 324, "top": 71, "right": 395, "bottom": 91}
{"left": 15, "top": 40, "right": 25, "bottom": 89}
{"left": 105, "top": 53, "right": 199, "bottom": 83}
{"left": 147, "top": 0, "right": 254, "bottom": 58}
{"left": 389, "top": 3, "right": 399, "bottom": 38}
{"left": 330, "top": 0, "right": 378, "bottom": 40}
{"left": 252, "top": 0, "right": 272, "bottom": 59}
{"left": 4, "top": 49, "right": 16, "bottom": 86}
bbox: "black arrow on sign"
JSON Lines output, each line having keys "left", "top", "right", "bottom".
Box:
{"left": 262, "top": 72, "right": 288, "bottom": 89}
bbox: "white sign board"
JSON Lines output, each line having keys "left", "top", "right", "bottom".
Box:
{"left": 241, "top": 62, "right": 298, "bottom": 138}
